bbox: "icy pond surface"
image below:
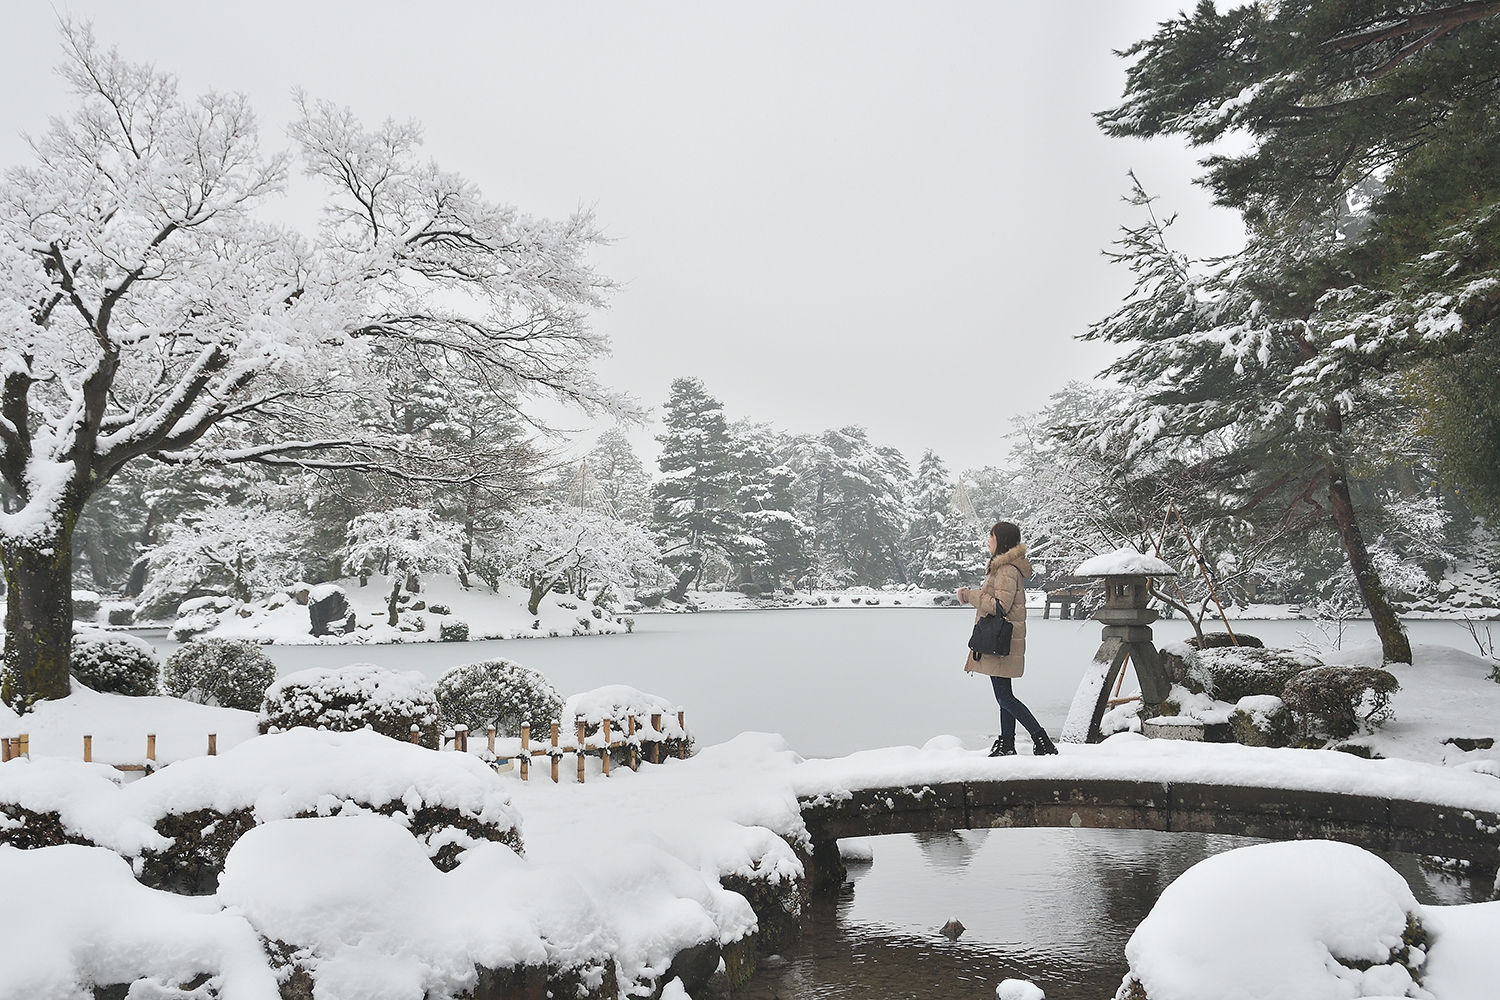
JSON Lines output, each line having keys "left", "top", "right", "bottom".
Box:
{"left": 152, "top": 612, "right": 1486, "bottom": 999}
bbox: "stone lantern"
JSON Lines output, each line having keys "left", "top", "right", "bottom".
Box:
{"left": 1060, "top": 547, "right": 1177, "bottom": 744}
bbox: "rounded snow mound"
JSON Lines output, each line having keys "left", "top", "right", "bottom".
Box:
{"left": 1121, "top": 840, "right": 1426, "bottom": 1000}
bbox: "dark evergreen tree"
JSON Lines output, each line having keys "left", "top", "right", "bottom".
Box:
{"left": 587, "top": 428, "right": 652, "bottom": 523}
{"left": 789, "top": 427, "right": 910, "bottom": 588}
{"left": 1085, "top": 1, "right": 1500, "bottom": 661}
{"left": 727, "top": 422, "right": 812, "bottom": 592}
{"left": 902, "top": 451, "right": 983, "bottom": 591}
{"left": 651, "top": 378, "right": 740, "bottom": 597}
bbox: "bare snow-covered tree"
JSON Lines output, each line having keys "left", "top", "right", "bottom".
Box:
{"left": 0, "top": 25, "right": 621, "bottom": 709}
{"left": 490, "top": 505, "right": 663, "bottom": 616}
{"left": 344, "top": 508, "right": 465, "bottom": 626}
{"left": 137, "top": 501, "right": 309, "bottom": 615}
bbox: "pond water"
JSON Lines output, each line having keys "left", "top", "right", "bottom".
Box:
{"left": 150, "top": 612, "right": 1486, "bottom": 998}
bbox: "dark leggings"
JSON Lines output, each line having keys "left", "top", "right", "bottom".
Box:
{"left": 990, "top": 675, "right": 1044, "bottom": 742}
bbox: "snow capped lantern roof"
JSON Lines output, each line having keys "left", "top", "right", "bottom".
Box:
{"left": 1075, "top": 546, "right": 1177, "bottom": 578}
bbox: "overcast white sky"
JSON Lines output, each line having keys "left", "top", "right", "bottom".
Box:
{"left": 2, "top": 2, "right": 1244, "bottom": 473}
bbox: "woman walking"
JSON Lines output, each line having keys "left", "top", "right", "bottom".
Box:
{"left": 958, "top": 521, "right": 1058, "bottom": 757}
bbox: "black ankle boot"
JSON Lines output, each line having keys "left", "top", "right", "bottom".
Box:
{"left": 988, "top": 735, "right": 1017, "bottom": 757}
{"left": 1032, "top": 731, "right": 1059, "bottom": 756}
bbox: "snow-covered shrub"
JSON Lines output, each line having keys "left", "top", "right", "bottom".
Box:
{"left": 170, "top": 595, "right": 237, "bottom": 640}
{"left": 260, "top": 664, "right": 441, "bottom": 748}
{"left": 163, "top": 638, "right": 277, "bottom": 711}
{"left": 1228, "top": 695, "right": 1294, "bottom": 748}
{"left": 433, "top": 659, "right": 562, "bottom": 739}
{"left": 427, "top": 603, "right": 450, "bottom": 616}
{"left": 1185, "top": 631, "right": 1264, "bottom": 650}
{"left": 562, "top": 685, "right": 693, "bottom": 763}
{"left": 1182, "top": 646, "right": 1321, "bottom": 704}
{"left": 70, "top": 630, "right": 160, "bottom": 697}
{"left": 71, "top": 590, "right": 101, "bottom": 622}
{"left": 1281, "top": 665, "right": 1400, "bottom": 743}
{"left": 438, "top": 619, "right": 470, "bottom": 642}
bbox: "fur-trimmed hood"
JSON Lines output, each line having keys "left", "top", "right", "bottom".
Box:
{"left": 988, "top": 543, "right": 1032, "bottom": 579}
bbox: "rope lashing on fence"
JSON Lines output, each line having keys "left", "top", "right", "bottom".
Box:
{"left": 483, "top": 710, "right": 688, "bottom": 783}
{"left": 1, "top": 732, "right": 217, "bottom": 770}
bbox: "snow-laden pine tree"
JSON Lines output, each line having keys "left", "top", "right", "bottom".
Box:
{"left": 902, "top": 451, "right": 983, "bottom": 591}
{"left": 727, "top": 422, "right": 811, "bottom": 592}
{"left": 788, "top": 427, "right": 910, "bottom": 588}
{"left": 1092, "top": 1, "right": 1500, "bottom": 662}
{"left": 651, "top": 378, "right": 740, "bottom": 597}
{"left": 0, "top": 26, "right": 620, "bottom": 708}
{"left": 587, "top": 428, "right": 652, "bottom": 524}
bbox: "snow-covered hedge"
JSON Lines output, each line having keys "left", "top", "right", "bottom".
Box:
{"left": 1281, "top": 665, "right": 1400, "bottom": 743}
{"left": 260, "top": 664, "right": 441, "bottom": 748}
{"left": 163, "top": 638, "right": 277, "bottom": 711}
{"left": 70, "top": 630, "right": 160, "bottom": 697}
{"left": 434, "top": 659, "right": 562, "bottom": 739}
{"left": 0, "top": 730, "right": 524, "bottom": 892}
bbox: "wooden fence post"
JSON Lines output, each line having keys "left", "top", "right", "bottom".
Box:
{"left": 207, "top": 733, "right": 217, "bottom": 756}
{"left": 3, "top": 737, "right": 12, "bottom": 762}
{"left": 409, "top": 724, "right": 420, "bottom": 745}
{"left": 146, "top": 734, "right": 156, "bottom": 770}
{"left": 19, "top": 734, "right": 28, "bottom": 759}
{"left": 455, "top": 725, "right": 468, "bottom": 753}
{"left": 677, "top": 711, "right": 686, "bottom": 759}
{"left": 651, "top": 714, "right": 662, "bottom": 764}
{"left": 487, "top": 725, "right": 496, "bottom": 754}
{"left": 576, "top": 718, "right": 587, "bottom": 783}
{"left": 601, "top": 719, "right": 611, "bottom": 777}
{"left": 550, "top": 722, "right": 560, "bottom": 783}
{"left": 627, "top": 716, "right": 638, "bottom": 771}
{"left": 520, "top": 723, "right": 531, "bottom": 781}
{"left": 83, "top": 734, "right": 92, "bottom": 763}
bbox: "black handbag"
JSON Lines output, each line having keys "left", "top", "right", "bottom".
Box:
{"left": 968, "top": 585, "right": 1017, "bottom": 661}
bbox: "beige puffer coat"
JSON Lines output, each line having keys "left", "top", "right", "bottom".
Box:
{"left": 962, "top": 544, "right": 1032, "bottom": 678}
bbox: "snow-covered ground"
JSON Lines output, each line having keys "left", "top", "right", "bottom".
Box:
{"left": 3, "top": 640, "right": 1499, "bottom": 999}
{"left": 198, "top": 574, "right": 632, "bottom": 644}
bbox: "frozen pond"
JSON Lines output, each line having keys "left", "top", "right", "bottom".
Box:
{"left": 158, "top": 609, "right": 1484, "bottom": 758}
{"left": 149, "top": 611, "right": 1486, "bottom": 999}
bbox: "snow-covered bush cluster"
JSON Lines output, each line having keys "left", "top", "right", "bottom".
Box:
{"left": 163, "top": 639, "right": 277, "bottom": 712}
{"left": 69, "top": 630, "right": 159, "bottom": 697}
{"left": 434, "top": 659, "right": 563, "bottom": 739}
{"left": 260, "top": 664, "right": 442, "bottom": 748}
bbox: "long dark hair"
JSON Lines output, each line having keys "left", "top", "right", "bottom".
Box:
{"left": 990, "top": 520, "right": 1021, "bottom": 553}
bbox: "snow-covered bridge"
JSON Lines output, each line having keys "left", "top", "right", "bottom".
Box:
{"left": 791, "top": 739, "right": 1500, "bottom": 889}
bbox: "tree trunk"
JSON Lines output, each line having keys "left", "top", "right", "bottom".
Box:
{"left": 2, "top": 521, "right": 78, "bottom": 711}
{"left": 528, "top": 577, "right": 548, "bottom": 617}
{"left": 387, "top": 578, "right": 402, "bottom": 627}
{"left": 1327, "top": 464, "right": 1413, "bottom": 664}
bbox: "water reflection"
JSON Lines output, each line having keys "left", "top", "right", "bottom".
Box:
{"left": 738, "top": 828, "right": 1481, "bottom": 1000}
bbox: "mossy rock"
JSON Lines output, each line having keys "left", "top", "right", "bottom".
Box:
{"left": 1185, "top": 646, "right": 1322, "bottom": 703}
{"left": 1229, "top": 696, "right": 1295, "bottom": 748}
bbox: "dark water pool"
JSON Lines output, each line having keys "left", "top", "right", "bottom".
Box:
{"left": 734, "top": 828, "right": 1486, "bottom": 1000}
